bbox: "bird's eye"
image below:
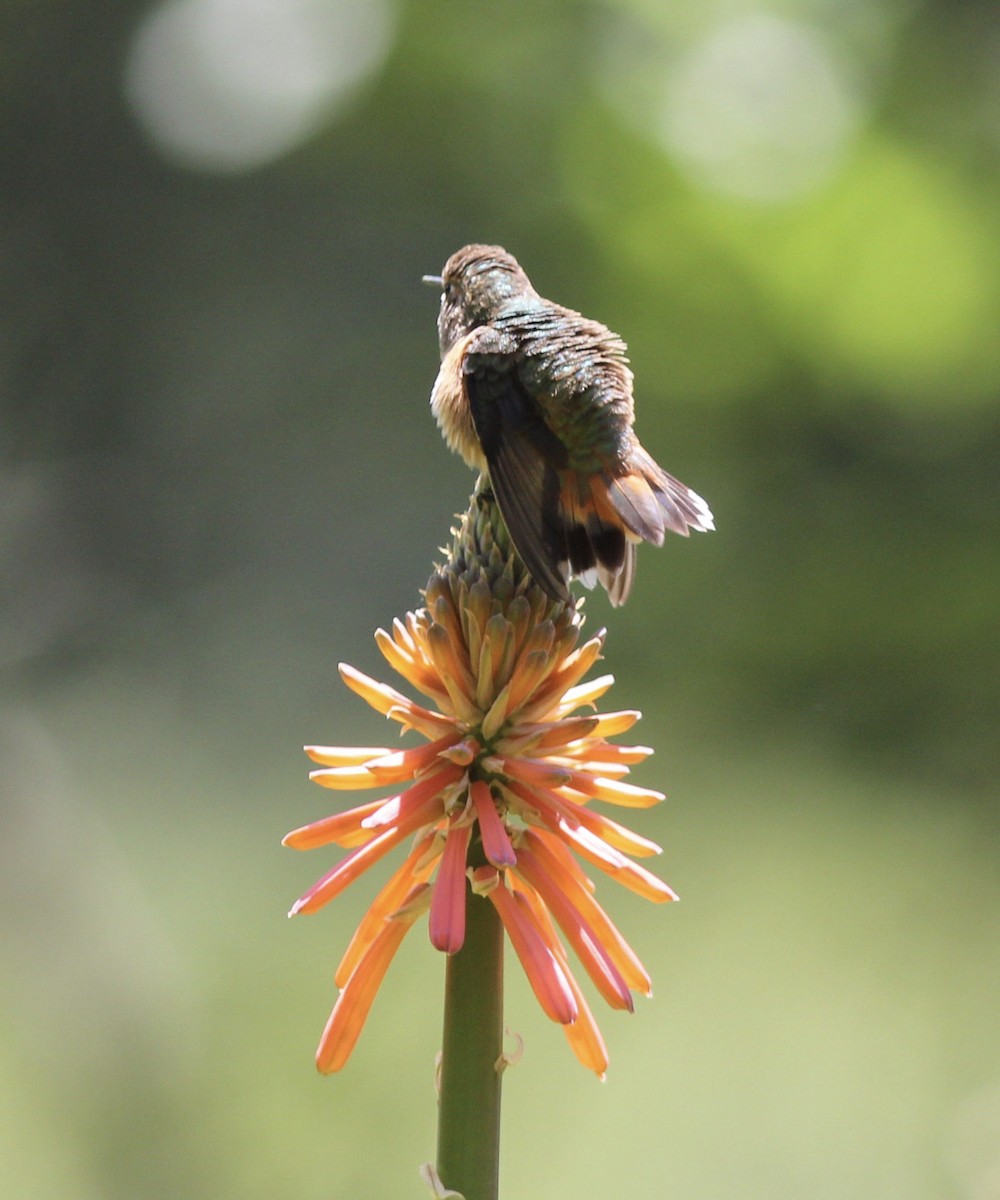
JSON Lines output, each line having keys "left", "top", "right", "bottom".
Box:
{"left": 444, "top": 279, "right": 459, "bottom": 301}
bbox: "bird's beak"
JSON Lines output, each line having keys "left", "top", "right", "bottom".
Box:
{"left": 421, "top": 274, "right": 443, "bottom": 287}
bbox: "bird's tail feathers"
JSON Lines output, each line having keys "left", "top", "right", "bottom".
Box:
{"left": 552, "top": 453, "right": 712, "bottom": 606}
{"left": 606, "top": 448, "right": 715, "bottom": 541}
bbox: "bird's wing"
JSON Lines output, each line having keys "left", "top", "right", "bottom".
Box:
{"left": 462, "top": 326, "right": 571, "bottom": 602}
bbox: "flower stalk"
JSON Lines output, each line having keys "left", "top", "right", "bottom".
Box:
{"left": 436, "top": 876, "right": 504, "bottom": 1200}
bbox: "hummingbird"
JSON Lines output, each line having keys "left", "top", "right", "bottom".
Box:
{"left": 424, "top": 244, "right": 714, "bottom": 606}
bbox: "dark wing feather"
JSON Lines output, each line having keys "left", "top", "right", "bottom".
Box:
{"left": 463, "top": 327, "right": 571, "bottom": 602}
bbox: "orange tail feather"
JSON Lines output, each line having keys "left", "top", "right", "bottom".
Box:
{"left": 554, "top": 455, "right": 713, "bottom": 606}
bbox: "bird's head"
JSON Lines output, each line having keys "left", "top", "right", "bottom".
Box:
{"left": 424, "top": 244, "right": 536, "bottom": 355}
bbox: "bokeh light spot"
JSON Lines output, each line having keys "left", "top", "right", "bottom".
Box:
{"left": 124, "top": 0, "right": 395, "bottom": 173}
{"left": 660, "top": 14, "right": 862, "bottom": 203}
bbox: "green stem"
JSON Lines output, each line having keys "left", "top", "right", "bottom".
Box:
{"left": 436, "top": 884, "right": 504, "bottom": 1200}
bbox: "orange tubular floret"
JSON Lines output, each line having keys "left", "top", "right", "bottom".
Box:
{"left": 304, "top": 745, "right": 393, "bottom": 766}
{"left": 359, "top": 734, "right": 464, "bottom": 783}
{"left": 521, "top": 830, "right": 653, "bottom": 994}
{"left": 470, "top": 781, "right": 517, "bottom": 868}
{"left": 571, "top": 806, "right": 662, "bottom": 858}
{"left": 497, "top": 756, "right": 571, "bottom": 788}
{"left": 554, "top": 757, "right": 631, "bottom": 781}
{"left": 506, "top": 774, "right": 607, "bottom": 830}
{"left": 500, "top": 777, "right": 578, "bottom": 835}
{"left": 515, "top": 845, "right": 633, "bottom": 1011}
{"left": 429, "top": 592, "right": 466, "bottom": 665}
{"left": 488, "top": 882, "right": 578, "bottom": 1026}
{"left": 315, "top": 889, "right": 427, "bottom": 1073}
{"left": 505, "top": 649, "right": 557, "bottom": 712}
{"left": 289, "top": 825, "right": 413, "bottom": 916}
{"left": 424, "top": 624, "right": 477, "bottom": 705}
{"left": 510, "top": 881, "right": 609, "bottom": 1077}
{"left": 478, "top": 614, "right": 514, "bottom": 704}
{"left": 339, "top": 663, "right": 418, "bottom": 717}
{"left": 335, "top": 833, "right": 438, "bottom": 987}
{"left": 359, "top": 767, "right": 462, "bottom": 831}
{"left": 307, "top": 764, "right": 385, "bottom": 790}
{"left": 517, "top": 824, "right": 595, "bottom": 893}
{"left": 524, "top": 636, "right": 604, "bottom": 711}
{"left": 561, "top": 977, "right": 610, "bottom": 1078}
{"left": 282, "top": 799, "right": 387, "bottom": 851}
{"left": 374, "top": 627, "right": 444, "bottom": 698}
{"left": 561, "top": 771, "right": 664, "bottom": 807}
{"left": 501, "top": 715, "right": 600, "bottom": 756}
{"left": 532, "top": 714, "right": 601, "bottom": 747}
{"left": 290, "top": 779, "right": 447, "bottom": 918}
{"left": 390, "top": 615, "right": 418, "bottom": 654}
{"left": 574, "top": 741, "right": 654, "bottom": 766}
{"left": 428, "top": 819, "right": 471, "bottom": 954}
{"left": 511, "top": 775, "right": 662, "bottom": 857}
{"left": 486, "top": 614, "right": 517, "bottom": 691}
{"left": 553, "top": 674, "right": 615, "bottom": 717}
{"left": 588, "top": 710, "right": 641, "bottom": 737}
{"left": 557, "top": 823, "right": 678, "bottom": 904}
{"left": 385, "top": 702, "right": 457, "bottom": 740}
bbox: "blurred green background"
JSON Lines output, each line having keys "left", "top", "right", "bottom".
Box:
{"left": 2, "top": 1, "right": 999, "bottom": 1196}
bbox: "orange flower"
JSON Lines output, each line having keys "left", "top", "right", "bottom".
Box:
{"left": 285, "top": 494, "right": 676, "bottom": 1077}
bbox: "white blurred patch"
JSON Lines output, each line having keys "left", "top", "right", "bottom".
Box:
{"left": 660, "top": 15, "right": 861, "bottom": 202}
{"left": 124, "top": 0, "right": 395, "bottom": 173}
{"left": 948, "top": 1081, "right": 1000, "bottom": 1200}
